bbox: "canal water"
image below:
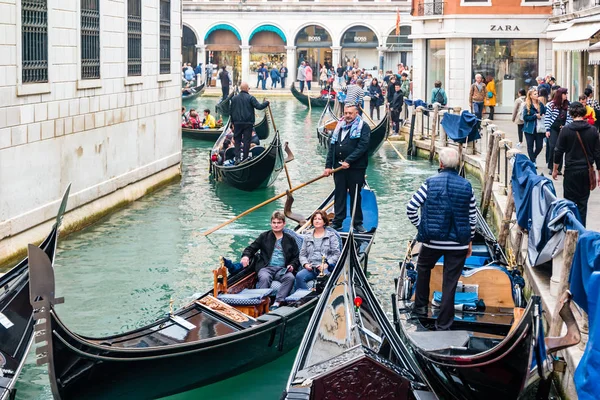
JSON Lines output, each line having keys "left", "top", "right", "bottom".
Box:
{"left": 15, "top": 97, "right": 477, "bottom": 399}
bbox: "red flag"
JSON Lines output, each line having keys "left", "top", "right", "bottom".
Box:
{"left": 395, "top": 8, "right": 400, "bottom": 36}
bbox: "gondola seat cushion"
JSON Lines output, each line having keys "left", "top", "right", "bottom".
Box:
{"left": 285, "top": 289, "right": 312, "bottom": 302}
{"left": 438, "top": 255, "right": 490, "bottom": 267}
{"left": 432, "top": 291, "right": 479, "bottom": 308}
{"left": 218, "top": 288, "right": 273, "bottom": 306}
{"left": 250, "top": 146, "right": 264, "bottom": 158}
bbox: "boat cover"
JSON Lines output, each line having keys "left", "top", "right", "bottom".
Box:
{"left": 571, "top": 231, "right": 600, "bottom": 400}
{"left": 511, "top": 154, "right": 584, "bottom": 266}
{"left": 440, "top": 112, "right": 481, "bottom": 144}
{"left": 340, "top": 188, "right": 378, "bottom": 233}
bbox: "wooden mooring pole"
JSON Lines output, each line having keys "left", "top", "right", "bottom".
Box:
{"left": 549, "top": 230, "right": 580, "bottom": 337}
{"left": 481, "top": 133, "right": 501, "bottom": 218}
{"left": 428, "top": 104, "right": 440, "bottom": 162}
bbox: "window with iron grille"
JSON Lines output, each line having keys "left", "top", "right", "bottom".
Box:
{"left": 159, "top": 0, "right": 170, "bottom": 75}
{"left": 127, "top": 0, "right": 142, "bottom": 76}
{"left": 21, "top": 0, "right": 49, "bottom": 83}
{"left": 81, "top": 0, "right": 100, "bottom": 79}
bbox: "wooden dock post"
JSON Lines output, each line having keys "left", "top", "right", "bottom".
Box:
{"left": 498, "top": 149, "right": 520, "bottom": 249}
{"left": 549, "top": 230, "right": 580, "bottom": 337}
{"left": 429, "top": 104, "right": 440, "bottom": 161}
{"left": 481, "top": 133, "right": 501, "bottom": 218}
{"left": 481, "top": 124, "right": 496, "bottom": 198}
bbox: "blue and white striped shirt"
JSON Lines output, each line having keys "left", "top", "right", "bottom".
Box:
{"left": 545, "top": 104, "right": 573, "bottom": 132}
{"left": 406, "top": 183, "right": 477, "bottom": 250}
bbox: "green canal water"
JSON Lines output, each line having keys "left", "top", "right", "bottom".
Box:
{"left": 14, "top": 97, "right": 479, "bottom": 399}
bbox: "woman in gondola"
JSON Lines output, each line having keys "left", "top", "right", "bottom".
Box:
{"left": 295, "top": 210, "right": 341, "bottom": 290}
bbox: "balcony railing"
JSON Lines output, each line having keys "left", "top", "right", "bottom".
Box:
{"left": 415, "top": 1, "right": 445, "bottom": 16}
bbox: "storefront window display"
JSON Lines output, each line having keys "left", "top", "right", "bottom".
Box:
{"left": 341, "top": 25, "right": 379, "bottom": 71}
{"left": 426, "top": 39, "right": 445, "bottom": 103}
{"left": 295, "top": 25, "right": 332, "bottom": 81}
{"left": 249, "top": 30, "right": 286, "bottom": 78}
{"left": 472, "top": 39, "right": 538, "bottom": 107}
{"left": 206, "top": 28, "right": 242, "bottom": 85}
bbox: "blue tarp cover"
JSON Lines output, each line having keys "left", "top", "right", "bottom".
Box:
{"left": 571, "top": 231, "right": 600, "bottom": 400}
{"left": 440, "top": 112, "right": 481, "bottom": 144}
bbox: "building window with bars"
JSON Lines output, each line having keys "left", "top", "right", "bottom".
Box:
{"left": 128, "top": 0, "right": 142, "bottom": 76}
{"left": 81, "top": 0, "right": 100, "bottom": 79}
{"left": 159, "top": 0, "right": 171, "bottom": 75}
{"left": 22, "top": 0, "right": 49, "bottom": 84}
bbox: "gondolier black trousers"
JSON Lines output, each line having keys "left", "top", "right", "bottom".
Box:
{"left": 234, "top": 123, "right": 253, "bottom": 161}
{"left": 222, "top": 86, "right": 230, "bottom": 101}
{"left": 333, "top": 169, "right": 365, "bottom": 227}
{"left": 564, "top": 168, "right": 590, "bottom": 227}
{"left": 414, "top": 245, "right": 469, "bottom": 330}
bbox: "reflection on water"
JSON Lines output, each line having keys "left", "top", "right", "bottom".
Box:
{"left": 14, "top": 97, "right": 477, "bottom": 399}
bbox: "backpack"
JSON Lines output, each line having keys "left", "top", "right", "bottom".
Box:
{"left": 434, "top": 89, "right": 446, "bottom": 105}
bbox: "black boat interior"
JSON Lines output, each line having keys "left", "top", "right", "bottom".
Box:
{"left": 398, "top": 240, "right": 525, "bottom": 357}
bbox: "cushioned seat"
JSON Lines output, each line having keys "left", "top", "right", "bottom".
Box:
{"left": 285, "top": 289, "right": 312, "bottom": 302}
{"left": 218, "top": 288, "right": 273, "bottom": 306}
{"left": 250, "top": 146, "right": 264, "bottom": 157}
{"left": 438, "top": 255, "right": 491, "bottom": 268}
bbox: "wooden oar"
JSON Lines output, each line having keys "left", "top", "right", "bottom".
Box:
{"left": 359, "top": 105, "right": 409, "bottom": 162}
{"left": 202, "top": 167, "right": 344, "bottom": 236}
{"left": 359, "top": 105, "right": 377, "bottom": 127}
{"left": 307, "top": 88, "right": 312, "bottom": 111}
{"left": 267, "top": 104, "right": 293, "bottom": 189}
{"left": 386, "top": 138, "right": 408, "bottom": 161}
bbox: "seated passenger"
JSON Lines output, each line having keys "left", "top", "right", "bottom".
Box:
{"left": 240, "top": 211, "right": 300, "bottom": 310}
{"left": 182, "top": 84, "right": 193, "bottom": 96}
{"left": 200, "top": 109, "right": 216, "bottom": 129}
{"left": 295, "top": 210, "right": 341, "bottom": 290}
{"left": 218, "top": 138, "right": 232, "bottom": 165}
{"left": 250, "top": 131, "right": 260, "bottom": 146}
{"left": 188, "top": 110, "right": 200, "bottom": 129}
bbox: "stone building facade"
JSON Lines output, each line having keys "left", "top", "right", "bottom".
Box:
{"left": 0, "top": 0, "right": 182, "bottom": 263}
{"left": 411, "top": 0, "right": 552, "bottom": 114}
{"left": 182, "top": 0, "right": 413, "bottom": 85}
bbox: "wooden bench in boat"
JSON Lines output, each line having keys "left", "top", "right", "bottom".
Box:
{"left": 211, "top": 264, "right": 270, "bottom": 318}
{"left": 420, "top": 264, "right": 515, "bottom": 309}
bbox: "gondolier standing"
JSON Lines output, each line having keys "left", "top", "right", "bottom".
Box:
{"left": 323, "top": 104, "right": 370, "bottom": 233}
{"left": 406, "top": 147, "right": 476, "bottom": 330}
{"left": 230, "top": 82, "right": 269, "bottom": 163}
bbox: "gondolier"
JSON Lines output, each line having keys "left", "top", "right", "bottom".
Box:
{"left": 230, "top": 82, "right": 269, "bottom": 163}
{"left": 406, "top": 147, "right": 476, "bottom": 330}
{"left": 324, "top": 104, "right": 370, "bottom": 233}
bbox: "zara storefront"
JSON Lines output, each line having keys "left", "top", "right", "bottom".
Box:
{"left": 411, "top": 15, "right": 553, "bottom": 113}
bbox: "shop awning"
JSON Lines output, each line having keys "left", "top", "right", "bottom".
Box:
{"left": 588, "top": 42, "right": 600, "bottom": 64}
{"left": 553, "top": 22, "right": 600, "bottom": 51}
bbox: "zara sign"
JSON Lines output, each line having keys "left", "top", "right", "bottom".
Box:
{"left": 490, "top": 25, "right": 520, "bottom": 32}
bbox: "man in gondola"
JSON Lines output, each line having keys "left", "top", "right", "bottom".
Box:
{"left": 323, "top": 104, "right": 370, "bottom": 233}
{"left": 406, "top": 147, "right": 476, "bottom": 331}
{"left": 239, "top": 211, "right": 300, "bottom": 310}
{"left": 230, "top": 82, "right": 269, "bottom": 163}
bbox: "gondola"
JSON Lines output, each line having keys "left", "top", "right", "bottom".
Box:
{"left": 291, "top": 83, "right": 329, "bottom": 108}
{"left": 284, "top": 229, "right": 434, "bottom": 400}
{"left": 27, "top": 188, "right": 379, "bottom": 400}
{"left": 316, "top": 104, "right": 390, "bottom": 156}
{"left": 393, "top": 208, "right": 549, "bottom": 399}
{"left": 215, "top": 87, "right": 237, "bottom": 116}
{"left": 209, "top": 117, "right": 285, "bottom": 192}
{"left": 182, "top": 113, "right": 269, "bottom": 142}
{"left": 0, "top": 185, "right": 69, "bottom": 400}
{"left": 181, "top": 83, "right": 205, "bottom": 101}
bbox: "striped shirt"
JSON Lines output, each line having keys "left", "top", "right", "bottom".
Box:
{"left": 345, "top": 84, "right": 364, "bottom": 106}
{"left": 545, "top": 104, "right": 573, "bottom": 132}
{"left": 406, "top": 183, "right": 477, "bottom": 250}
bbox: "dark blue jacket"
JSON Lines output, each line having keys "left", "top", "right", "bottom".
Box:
{"left": 522, "top": 102, "right": 546, "bottom": 134}
{"left": 417, "top": 169, "right": 473, "bottom": 245}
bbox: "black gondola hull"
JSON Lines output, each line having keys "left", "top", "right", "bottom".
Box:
{"left": 182, "top": 83, "right": 205, "bottom": 101}
{"left": 396, "top": 298, "right": 537, "bottom": 399}
{"left": 316, "top": 112, "right": 389, "bottom": 157}
{"left": 291, "top": 84, "right": 328, "bottom": 108}
{"left": 0, "top": 224, "right": 60, "bottom": 400}
{"left": 182, "top": 114, "right": 269, "bottom": 142}
{"left": 47, "top": 298, "right": 317, "bottom": 400}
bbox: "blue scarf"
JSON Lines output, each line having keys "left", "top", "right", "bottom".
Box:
{"left": 331, "top": 116, "right": 363, "bottom": 144}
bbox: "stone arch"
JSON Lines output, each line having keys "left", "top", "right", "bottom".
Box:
{"left": 339, "top": 23, "right": 381, "bottom": 47}
{"left": 182, "top": 24, "right": 198, "bottom": 65}
{"left": 204, "top": 22, "right": 243, "bottom": 43}
{"left": 249, "top": 23, "right": 287, "bottom": 44}
{"left": 293, "top": 23, "right": 335, "bottom": 47}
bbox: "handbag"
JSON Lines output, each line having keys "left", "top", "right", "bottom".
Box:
{"left": 536, "top": 115, "right": 546, "bottom": 133}
{"left": 487, "top": 91, "right": 493, "bottom": 98}
{"left": 575, "top": 131, "right": 597, "bottom": 191}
